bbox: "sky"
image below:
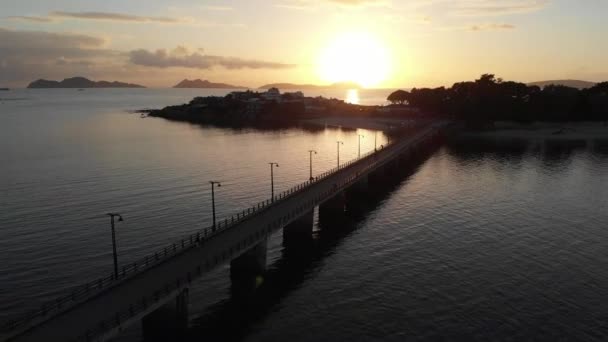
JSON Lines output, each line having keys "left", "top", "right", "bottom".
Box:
{"left": 1, "top": 0, "right": 607, "bottom": 88}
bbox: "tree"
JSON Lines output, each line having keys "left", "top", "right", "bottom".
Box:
{"left": 387, "top": 89, "right": 410, "bottom": 105}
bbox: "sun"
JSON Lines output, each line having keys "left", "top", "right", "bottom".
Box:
{"left": 318, "top": 32, "right": 392, "bottom": 88}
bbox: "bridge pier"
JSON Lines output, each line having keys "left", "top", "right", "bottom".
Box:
{"left": 142, "top": 289, "right": 189, "bottom": 342}
{"left": 230, "top": 238, "right": 267, "bottom": 296}
{"left": 352, "top": 173, "right": 369, "bottom": 192}
{"left": 283, "top": 209, "right": 314, "bottom": 243}
{"left": 368, "top": 165, "right": 388, "bottom": 188}
{"left": 318, "top": 191, "right": 346, "bottom": 225}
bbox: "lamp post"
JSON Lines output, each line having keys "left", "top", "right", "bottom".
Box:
{"left": 358, "top": 134, "right": 365, "bottom": 158}
{"left": 269, "top": 162, "right": 279, "bottom": 201}
{"left": 374, "top": 131, "right": 377, "bottom": 151}
{"left": 337, "top": 141, "right": 344, "bottom": 167}
{"left": 308, "top": 150, "right": 317, "bottom": 181}
{"left": 209, "top": 181, "right": 221, "bottom": 230}
{"left": 106, "top": 213, "right": 123, "bottom": 279}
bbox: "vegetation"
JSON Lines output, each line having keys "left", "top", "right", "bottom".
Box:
{"left": 388, "top": 74, "right": 608, "bottom": 125}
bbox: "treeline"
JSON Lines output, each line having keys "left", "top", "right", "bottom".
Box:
{"left": 388, "top": 74, "right": 608, "bottom": 125}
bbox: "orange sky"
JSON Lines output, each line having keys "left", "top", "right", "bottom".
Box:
{"left": 1, "top": 0, "right": 608, "bottom": 88}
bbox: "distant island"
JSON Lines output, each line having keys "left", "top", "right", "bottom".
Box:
{"left": 173, "top": 79, "right": 247, "bottom": 89}
{"left": 27, "top": 77, "right": 145, "bottom": 89}
{"left": 528, "top": 80, "right": 596, "bottom": 89}
{"left": 143, "top": 87, "right": 379, "bottom": 130}
{"left": 259, "top": 81, "right": 361, "bottom": 90}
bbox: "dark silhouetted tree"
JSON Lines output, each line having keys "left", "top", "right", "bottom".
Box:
{"left": 387, "top": 90, "right": 410, "bottom": 105}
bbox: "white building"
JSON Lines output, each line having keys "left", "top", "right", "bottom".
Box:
{"left": 262, "top": 87, "right": 282, "bottom": 102}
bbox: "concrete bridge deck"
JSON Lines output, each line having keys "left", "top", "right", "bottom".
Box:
{"left": 2, "top": 122, "right": 445, "bottom": 342}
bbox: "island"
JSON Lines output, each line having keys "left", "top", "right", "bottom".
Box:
{"left": 27, "top": 77, "right": 145, "bottom": 88}
{"left": 0, "top": 88, "right": 9, "bottom": 91}
{"left": 144, "top": 87, "right": 394, "bottom": 130}
{"left": 258, "top": 81, "right": 361, "bottom": 90}
{"left": 173, "top": 79, "right": 247, "bottom": 89}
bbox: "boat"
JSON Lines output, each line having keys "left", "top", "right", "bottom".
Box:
{"left": 77, "top": 88, "right": 85, "bottom": 91}
{"left": 0, "top": 88, "right": 9, "bottom": 91}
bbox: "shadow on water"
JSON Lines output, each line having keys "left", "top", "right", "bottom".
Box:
{"left": 591, "top": 139, "right": 608, "bottom": 156}
{"left": 146, "top": 113, "right": 329, "bottom": 135}
{"left": 185, "top": 143, "right": 442, "bottom": 342}
{"left": 445, "top": 136, "right": 529, "bottom": 165}
{"left": 445, "top": 136, "right": 608, "bottom": 167}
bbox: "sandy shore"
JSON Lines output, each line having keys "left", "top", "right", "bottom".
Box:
{"left": 301, "top": 116, "right": 415, "bottom": 131}
{"left": 459, "top": 122, "right": 608, "bottom": 141}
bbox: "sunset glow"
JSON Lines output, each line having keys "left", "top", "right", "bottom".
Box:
{"left": 317, "top": 32, "right": 392, "bottom": 88}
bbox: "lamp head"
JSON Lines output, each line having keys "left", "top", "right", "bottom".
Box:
{"left": 118, "top": 215, "right": 124, "bottom": 222}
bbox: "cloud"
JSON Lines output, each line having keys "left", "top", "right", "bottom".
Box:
{"left": 277, "top": 0, "right": 389, "bottom": 10}
{"left": 49, "top": 11, "right": 181, "bottom": 23}
{"left": 0, "top": 28, "right": 295, "bottom": 87}
{"left": 5, "top": 11, "right": 188, "bottom": 24}
{"left": 453, "top": 0, "right": 549, "bottom": 16}
{"left": 0, "top": 28, "right": 125, "bottom": 86}
{"left": 0, "top": 27, "right": 107, "bottom": 51}
{"left": 405, "top": 0, "right": 549, "bottom": 17}
{"left": 200, "top": 5, "right": 234, "bottom": 11}
{"left": 326, "top": 0, "right": 385, "bottom": 5}
{"left": 7, "top": 16, "right": 55, "bottom": 23}
{"left": 129, "top": 46, "right": 296, "bottom": 70}
{"left": 469, "top": 23, "right": 516, "bottom": 31}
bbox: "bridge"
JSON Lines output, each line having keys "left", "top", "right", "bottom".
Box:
{"left": 2, "top": 122, "right": 446, "bottom": 342}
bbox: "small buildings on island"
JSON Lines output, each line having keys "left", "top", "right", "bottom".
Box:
{"left": 152, "top": 87, "right": 422, "bottom": 125}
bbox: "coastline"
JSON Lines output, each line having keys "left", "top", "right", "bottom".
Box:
{"left": 300, "top": 116, "right": 415, "bottom": 131}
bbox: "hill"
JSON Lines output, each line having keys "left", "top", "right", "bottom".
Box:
{"left": 259, "top": 81, "right": 361, "bottom": 90}
{"left": 27, "top": 77, "right": 145, "bottom": 88}
{"left": 173, "top": 79, "right": 246, "bottom": 89}
{"left": 528, "top": 79, "right": 596, "bottom": 89}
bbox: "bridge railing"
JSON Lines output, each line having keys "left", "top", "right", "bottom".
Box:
{"left": 2, "top": 125, "right": 438, "bottom": 335}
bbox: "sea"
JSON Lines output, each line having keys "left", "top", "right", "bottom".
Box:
{"left": 1, "top": 88, "right": 607, "bottom": 341}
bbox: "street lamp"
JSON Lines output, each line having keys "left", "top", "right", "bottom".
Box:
{"left": 269, "top": 162, "right": 279, "bottom": 201}
{"left": 106, "top": 213, "right": 124, "bottom": 279}
{"left": 358, "top": 134, "right": 365, "bottom": 158}
{"left": 209, "top": 181, "right": 221, "bottom": 230}
{"left": 337, "top": 141, "right": 344, "bottom": 167}
{"left": 374, "top": 131, "right": 377, "bottom": 151}
{"left": 308, "top": 150, "right": 317, "bottom": 181}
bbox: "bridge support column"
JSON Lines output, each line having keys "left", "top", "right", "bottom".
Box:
{"left": 142, "top": 289, "right": 189, "bottom": 342}
{"left": 352, "top": 173, "right": 369, "bottom": 192}
{"left": 318, "top": 191, "right": 346, "bottom": 225}
{"left": 368, "top": 166, "right": 387, "bottom": 188}
{"left": 230, "top": 238, "right": 267, "bottom": 296}
{"left": 283, "top": 209, "right": 314, "bottom": 243}
{"left": 385, "top": 159, "right": 400, "bottom": 176}
{"left": 398, "top": 149, "right": 411, "bottom": 165}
